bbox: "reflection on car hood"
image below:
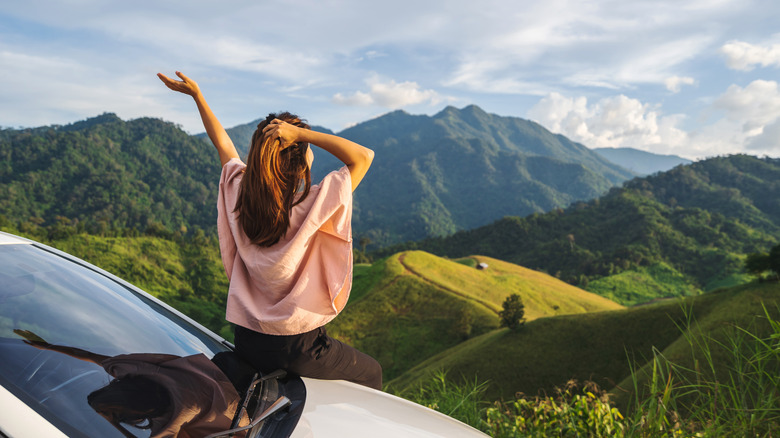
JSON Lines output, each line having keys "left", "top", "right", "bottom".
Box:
{"left": 294, "top": 378, "right": 489, "bottom": 438}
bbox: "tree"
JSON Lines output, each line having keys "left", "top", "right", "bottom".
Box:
{"left": 745, "top": 244, "right": 780, "bottom": 281}
{"left": 745, "top": 252, "right": 771, "bottom": 278}
{"left": 769, "top": 244, "right": 780, "bottom": 280}
{"left": 359, "top": 236, "right": 372, "bottom": 253}
{"left": 499, "top": 294, "right": 526, "bottom": 330}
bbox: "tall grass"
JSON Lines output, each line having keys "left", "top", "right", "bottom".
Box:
{"left": 623, "top": 303, "right": 780, "bottom": 437}
{"left": 398, "top": 370, "right": 489, "bottom": 429}
{"left": 401, "top": 303, "right": 780, "bottom": 437}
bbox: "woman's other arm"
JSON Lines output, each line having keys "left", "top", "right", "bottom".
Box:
{"left": 264, "top": 121, "right": 374, "bottom": 191}
{"left": 157, "top": 71, "right": 240, "bottom": 167}
{"left": 14, "top": 329, "right": 110, "bottom": 365}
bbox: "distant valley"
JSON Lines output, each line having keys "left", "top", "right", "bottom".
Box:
{"left": 593, "top": 147, "right": 692, "bottom": 175}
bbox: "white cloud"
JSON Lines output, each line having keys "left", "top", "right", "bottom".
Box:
{"left": 713, "top": 80, "right": 780, "bottom": 133}
{"left": 745, "top": 118, "right": 780, "bottom": 154}
{"left": 664, "top": 76, "right": 696, "bottom": 93}
{"left": 0, "top": 49, "right": 169, "bottom": 128}
{"left": 528, "top": 92, "right": 688, "bottom": 154}
{"left": 333, "top": 76, "right": 442, "bottom": 108}
{"left": 720, "top": 41, "right": 780, "bottom": 71}
{"left": 527, "top": 81, "right": 780, "bottom": 159}
{"left": 701, "top": 80, "right": 780, "bottom": 156}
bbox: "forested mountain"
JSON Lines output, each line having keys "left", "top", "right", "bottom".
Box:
{"left": 380, "top": 155, "right": 780, "bottom": 302}
{"left": 593, "top": 147, "right": 692, "bottom": 175}
{"left": 1, "top": 113, "right": 220, "bottom": 233}
{"left": 4, "top": 107, "right": 633, "bottom": 247}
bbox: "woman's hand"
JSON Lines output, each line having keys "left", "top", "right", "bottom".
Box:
{"left": 157, "top": 70, "right": 239, "bottom": 166}
{"left": 157, "top": 71, "right": 201, "bottom": 97}
{"left": 262, "top": 119, "right": 303, "bottom": 149}
{"left": 14, "top": 329, "right": 50, "bottom": 348}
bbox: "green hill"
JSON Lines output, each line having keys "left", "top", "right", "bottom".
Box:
{"left": 383, "top": 155, "right": 779, "bottom": 304}
{"left": 328, "top": 250, "right": 622, "bottom": 381}
{"left": 388, "top": 281, "right": 780, "bottom": 403}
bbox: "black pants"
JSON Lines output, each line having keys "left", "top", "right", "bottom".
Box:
{"left": 234, "top": 325, "right": 383, "bottom": 391}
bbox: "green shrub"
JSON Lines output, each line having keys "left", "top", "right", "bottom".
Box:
{"left": 484, "top": 380, "right": 626, "bottom": 438}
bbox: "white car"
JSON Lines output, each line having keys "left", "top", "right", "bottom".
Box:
{"left": 0, "top": 231, "right": 488, "bottom": 438}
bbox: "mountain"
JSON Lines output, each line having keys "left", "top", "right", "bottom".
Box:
{"left": 3, "top": 108, "right": 634, "bottom": 246}
{"left": 327, "top": 250, "right": 622, "bottom": 380}
{"left": 379, "top": 155, "right": 780, "bottom": 303}
{"left": 593, "top": 147, "right": 692, "bottom": 175}
{"left": 0, "top": 113, "right": 220, "bottom": 233}
{"left": 316, "top": 105, "right": 635, "bottom": 246}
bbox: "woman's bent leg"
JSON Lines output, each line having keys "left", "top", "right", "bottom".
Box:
{"left": 290, "top": 327, "right": 382, "bottom": 390}
{"left": 233, "top": 325, "right": 382, "bottom": 390}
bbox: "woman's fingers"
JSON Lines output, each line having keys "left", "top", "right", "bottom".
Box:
{"left": 157, "top": 71, "right": 199, "bottom": 96}
{"left": 175, "top": 71, "right": 192, "bottom": 83}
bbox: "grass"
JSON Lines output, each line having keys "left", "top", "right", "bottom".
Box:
{"left": 400, "top": 285, "right": 780, "bottom": 437}
{"left": 390, "top": 282, "right": 778, "bottom": 403}
{"left": 395, "top": 251, "right": 622, "bottom": 320}
{"left": 586, "top": 262, "right": 702, "bottom": 306}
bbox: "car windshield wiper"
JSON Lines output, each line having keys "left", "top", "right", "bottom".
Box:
{"left": 205, "top": 369, "right": 291, "bottom": 438}
{"left": 204, "top": 396, "right": 291, "bottom": 438}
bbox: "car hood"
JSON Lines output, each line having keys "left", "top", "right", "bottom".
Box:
{"left": 293, "top": 378, "right": 489, "bottom": 438}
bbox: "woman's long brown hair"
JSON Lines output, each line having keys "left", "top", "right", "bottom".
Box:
{"left": 235, "top": 112, "right": 312, "bottom": 247}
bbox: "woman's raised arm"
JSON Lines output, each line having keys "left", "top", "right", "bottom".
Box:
{"left": 157, "top": 71, "right": 239, "bottom": 167}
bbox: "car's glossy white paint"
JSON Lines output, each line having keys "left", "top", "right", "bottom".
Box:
{"left": 0, "top": 384, "right": 68, "bottom": 438}
{"left": 0, "top": 233, "right": 30, "bottom": 245}
{"left": 292, "top": 378, "right": 488, "bottom": 438}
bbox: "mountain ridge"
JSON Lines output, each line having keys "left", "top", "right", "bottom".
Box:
{"left": 1, "top": 107, "right": 638, "bottom": 247}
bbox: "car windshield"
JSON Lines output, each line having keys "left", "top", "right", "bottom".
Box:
{"left": 0, "top": 243, "right": 235, "bottom": 437}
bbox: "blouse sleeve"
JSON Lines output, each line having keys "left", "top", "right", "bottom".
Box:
{"left": 306, "top": 165, "right": 353, "bottom": 242}
{"left": 217, "top": 158, "right": 246, "bottom": 280}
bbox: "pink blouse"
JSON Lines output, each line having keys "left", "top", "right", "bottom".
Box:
{"left": 217, "top": 158, "right": 353, "bottom": 335}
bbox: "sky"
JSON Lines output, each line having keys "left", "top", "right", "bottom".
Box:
{"left": 1, "top": 0, "right": 779, "bottom": 160}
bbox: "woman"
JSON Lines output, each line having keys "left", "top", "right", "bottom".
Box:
{"left": 158, "top": 71, "right": 381, "bottom": 390}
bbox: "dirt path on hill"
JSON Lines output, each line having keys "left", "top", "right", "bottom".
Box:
{"left": 397, "top": 253, "right": 499, "bottom": 315}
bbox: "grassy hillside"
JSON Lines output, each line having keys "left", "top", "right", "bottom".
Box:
{"left": 585, "top": 262, "right": 704, "bottom": 305}
{"left": 613, "top": 281, "right": 780, "bottom": 411}
{"left": 388, "top": 281, "right": 780, "bottom": 403}
{"left": 328, "top": 251, "right": 622, "bottom": 381}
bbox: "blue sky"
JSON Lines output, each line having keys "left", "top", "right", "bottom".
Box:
{"left": 1, "top": 0, "right": 779, "bottom": 159}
